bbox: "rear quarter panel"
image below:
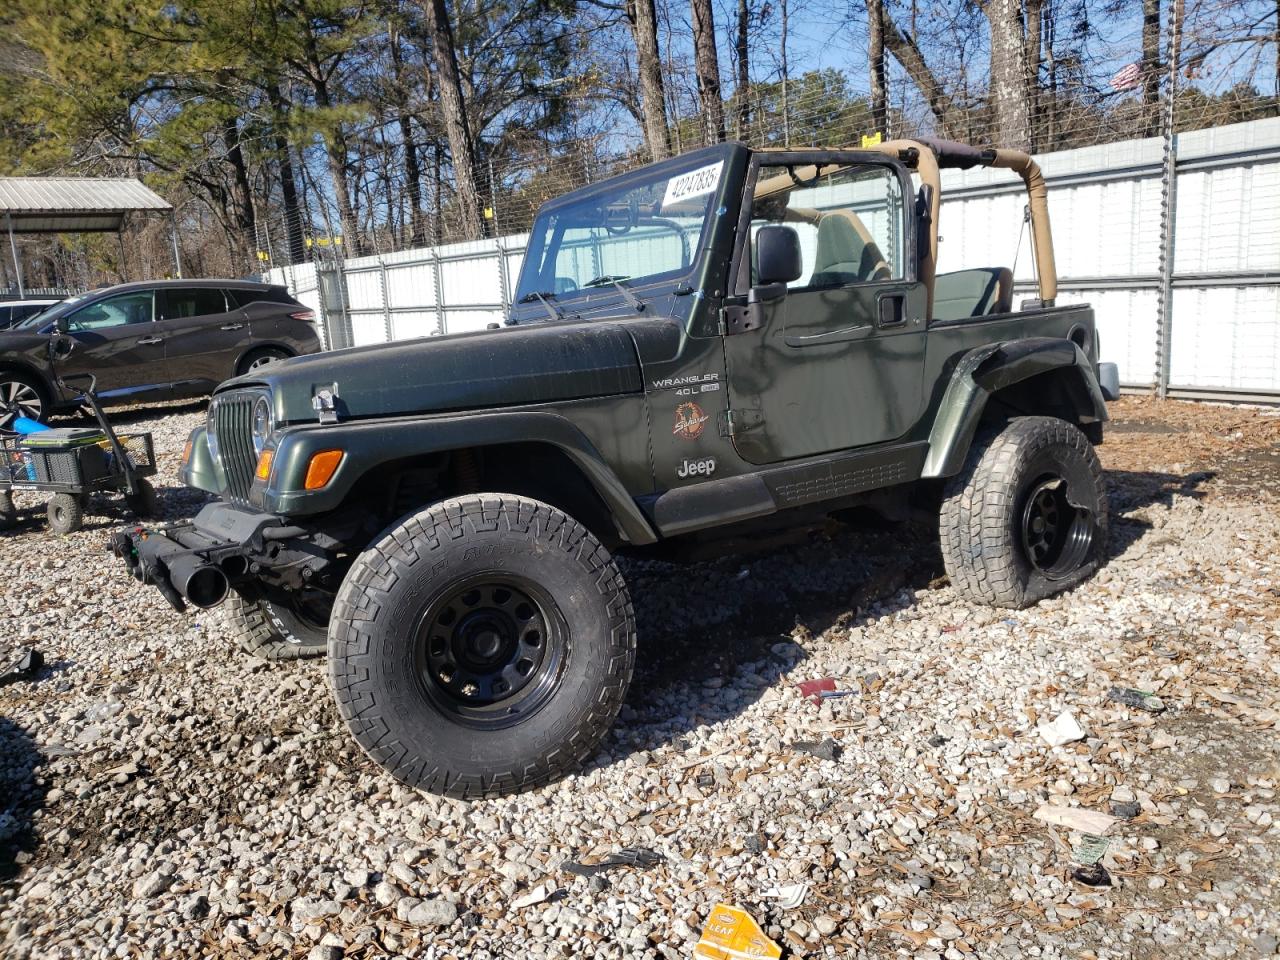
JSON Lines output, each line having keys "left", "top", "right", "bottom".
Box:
{"left": 246, "top": 304, "right": 321, "bottom": 356}
{"left": 914, "top": 304, "right": 1096, "bottom": 441}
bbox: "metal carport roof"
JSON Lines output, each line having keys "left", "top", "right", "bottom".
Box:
{"left": 0, "top": 176, "right": 171, "bottom": 233}
{"left": 0, "top": 176, "right": 180, "bottom": 295}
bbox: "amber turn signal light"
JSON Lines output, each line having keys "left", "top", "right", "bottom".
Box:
{"left": 254, "top": 449, "right": 274, "bottom": 481}
{"left": 181, "top": 437, "right": 193, "bottom": 465}
{"left": 304, "top": 449, "right": 343, "bottom": 490}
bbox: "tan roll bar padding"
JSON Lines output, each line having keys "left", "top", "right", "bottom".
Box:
{"left": 989, "top": 149, "right": 1057, "bottom": 303}
{"left": 750, "top": 141, "right": 1056, "bottom": 315}
{"left": 869, "top": 140, "right": 941, "bottom": 316}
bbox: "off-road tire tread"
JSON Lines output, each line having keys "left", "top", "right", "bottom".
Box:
{"left": 939, "top": 416, "right": 1106, "bottom": 609}
{"left": 329, "top": 494, "right": 636, "bottom": 799}
{"left": 226, "top": 591, "right": 327, "bottom": 661}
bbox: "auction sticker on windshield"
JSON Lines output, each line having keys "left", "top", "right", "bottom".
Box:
{"left": 663, "top": 161, "right": 724, "bottom": 208}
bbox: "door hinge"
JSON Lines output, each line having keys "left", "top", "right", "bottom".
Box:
{"left": 720, "top": 303, "right": 763, "bottom": 336}
{"left": 720, "top": 408, "right": 764, "bottom": 437}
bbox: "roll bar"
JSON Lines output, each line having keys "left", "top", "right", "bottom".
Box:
{"left": 869, "top": 138, "right": 1057, "bottom": 315}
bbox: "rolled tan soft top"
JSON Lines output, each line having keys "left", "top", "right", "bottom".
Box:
{"left": 869, "top": 138, "right": 1057, "bottom": 315}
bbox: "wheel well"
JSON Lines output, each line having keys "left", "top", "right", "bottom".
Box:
{"left": 338, "top": 442, "right": 623, "bottom": 549}
{"left": 981, "top": 367, "right": 1098, "bottom": 430}
{"left": 236, "top": 344, "right": 294, "bottom": 376}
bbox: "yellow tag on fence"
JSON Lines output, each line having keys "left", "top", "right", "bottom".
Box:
{"left": 692, "top": 904, "right": 782, "bottom": 959}
{"left": 861, "top": 132, "right": 883, "bottom": 148}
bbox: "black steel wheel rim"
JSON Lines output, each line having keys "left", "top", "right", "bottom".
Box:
{"left": 0, "top": 380, "right": 42, "bottom": 428}
{"left": 1019, "top": 474, "right": 1094, "bottom": 579}
{"left": 414, "top": 574, "right": 566, "bottom": 729}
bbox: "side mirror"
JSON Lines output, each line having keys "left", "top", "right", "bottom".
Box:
{"left": 755, "top": 225, "right": 803, "bottom": 285}
{"left": 55, "top": 316, "right": 69, "bottom": 334}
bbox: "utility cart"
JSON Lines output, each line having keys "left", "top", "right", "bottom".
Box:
{"left": 0, "top": 374, "right": 158, "bottom": 534}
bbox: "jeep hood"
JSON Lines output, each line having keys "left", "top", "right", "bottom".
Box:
{"left": 230, "top": 321, "right": 644, "bottom": 423}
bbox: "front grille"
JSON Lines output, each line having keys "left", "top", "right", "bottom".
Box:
{"left": 211, "top": 392, "right": 260, "bottom": 501}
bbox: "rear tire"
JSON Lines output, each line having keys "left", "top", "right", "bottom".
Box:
{"left": 238, "top": 348, "right": 289, "bottom": 376}
{"left": 940, "top": 416, "right": 1108, "bottom": 609}
{"left": 227, "top": 588, "right": 330, "bottom": 661}
{"left": 329, "top": 494, "right": 636, "bottom": 798}
{"left": 47, "top": 493, "right": 85, "bottom": 535}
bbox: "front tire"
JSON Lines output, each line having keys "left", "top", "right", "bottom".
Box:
{"left": 940, "top": 416, "right": 1108, "bottom": 609}
{"left": 329, "top": 494, "right": 636, "bottom": 798}
{"left": 227, "top": 587, "right": 331, "bottom": 661}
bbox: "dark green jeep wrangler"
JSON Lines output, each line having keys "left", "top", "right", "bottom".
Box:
{"left": 115, "top": 137, "right": 1120, "bottom": 797}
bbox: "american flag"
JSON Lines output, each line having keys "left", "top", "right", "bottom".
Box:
{"left": 1110, "top": 63, "right": 1143, "bottom": 91}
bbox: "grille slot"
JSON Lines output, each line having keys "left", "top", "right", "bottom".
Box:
{"left": 213, "top": 393, "right": 259, "bottom": 501}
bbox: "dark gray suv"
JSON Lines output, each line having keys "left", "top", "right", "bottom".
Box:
{"left": 0, "top": 279, "right": 321, "bottom": 426}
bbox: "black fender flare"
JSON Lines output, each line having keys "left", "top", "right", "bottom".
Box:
{"left": 923, "top": 337, "right": 1109, "bottom": 478}
{"left": 258, "top": 410, "right": 659, "bottom": 545}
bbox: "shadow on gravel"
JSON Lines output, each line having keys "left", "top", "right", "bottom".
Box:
{"left": 1105, "top": 468, "right": 1215, "bottom": 557}
{"left": 605, "top": 516, "right": 943, "bottom": 757}
{"left": 0, "top": 717, "right": 46, "bottom": 882}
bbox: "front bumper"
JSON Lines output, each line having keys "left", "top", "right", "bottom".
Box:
{"left": 112, "top": 502, "right": 309, "bottom": 612}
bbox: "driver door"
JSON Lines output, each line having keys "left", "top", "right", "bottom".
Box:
{"left": 721, "top": 154, "right": 928, "bottom": 465}
{"left": 56, "top": 290, "right": 172, "bottom": 401}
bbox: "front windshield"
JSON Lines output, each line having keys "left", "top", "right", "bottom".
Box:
{"left": 514, "top": 153, "right": 729, "bottom": 308}
{"left": 19, "top": 294, "right": 81, "bottom": 329}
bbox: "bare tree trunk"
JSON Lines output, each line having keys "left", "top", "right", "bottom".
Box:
{"left": 984, "top": 0, "right": 1030, "bottom": 149}
{"left": 267, "top": 83, "right": 306, "bottom": 264}
{"left": 1142, "top": 0, "right": 1161, "bottom": 136}
{"left": 421, "top": 0, "right": 484, "bottom": 241}
{"left": 866, "top": 0, "right": 887, "bottom": 136}
{"left": 1025, "top": 0, "right": 1043, "bottom": 150}
{"left": 626, "top": 0, "right": 670, "bottom": 160}
{"left": 222, "top": 115, "right": 257, "bottom": 269}
{"left": 734, "top": 0, "right": 750, "bottom": 140}
{"left": 304, "top": 57, "right": 363, "bottom": 255}
{"left": 388, "top": 25, "right": 427, "bottom": 247}
{"left": 780, "top": 0, "right": 790, "bottom": 146}
{"left": 882, "top": 13, "right": 958, "bottom": 136}
{"left": 690, "top": 0, "right": 725, "bottom": 143}
{"left": 1043, "top": 6, "right": 1058, "bottom": 148}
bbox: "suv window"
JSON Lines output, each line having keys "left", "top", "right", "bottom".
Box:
{"left": 227, "top": 287, "right": 298, "bottom": 309}
{"left": 159, "top": 288, "right": 227, "bottom": 320}
{"left": 748, "top": 163, "right": 905, "bottom": 290}
{"left": 67, "top": 291, "right": 155, "bottom": 330}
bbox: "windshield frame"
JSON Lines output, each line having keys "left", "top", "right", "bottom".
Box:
{"left": 511, "top": 143, "right": 745, "bottom": 323}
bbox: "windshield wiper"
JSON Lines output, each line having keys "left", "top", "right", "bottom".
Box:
{"left": 584, "top": 275, "right": 645, "bottom": 313}
{"left": 517, "top": 290, "right": 563, "bottom": 321}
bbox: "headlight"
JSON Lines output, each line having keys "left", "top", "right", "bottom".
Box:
{"left": 251, "top": 396, "right": 273, "bottom": 456}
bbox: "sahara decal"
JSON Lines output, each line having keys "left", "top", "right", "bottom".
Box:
{"left": 677, "top": 457, "right": 716, "bottom": 479}
{"left": 672, "top": 401, "right": 710, "bottom": 441}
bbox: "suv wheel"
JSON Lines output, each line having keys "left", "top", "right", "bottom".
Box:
{"left": 227, "top": 587, "right": 331, "bottom": 660}
{"left": 940, "top": 416, "right": 1108, "bottom": 609}
{"left": 329, "top": 494, "right": 636, "bottom": 798}
{"left": 0, "top": 373, "right": 46, "bottom": 429}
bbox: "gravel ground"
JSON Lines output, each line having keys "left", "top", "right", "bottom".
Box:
{"left": 2, "top": 397, "right": 1279, "bottom": 960}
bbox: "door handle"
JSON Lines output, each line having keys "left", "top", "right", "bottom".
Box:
{"left": 220, "top": 323, "right": 245, "bottom": 331}
{"left": 877, "top": 293, "right": 908, "bottom": 328}
{"left": 136, "top": 336, "right": 164, "bottom": 345}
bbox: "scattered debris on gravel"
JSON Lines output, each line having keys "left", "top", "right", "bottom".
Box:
{"left": 2, "top": 396, "right": 1278, "bottom": 959}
